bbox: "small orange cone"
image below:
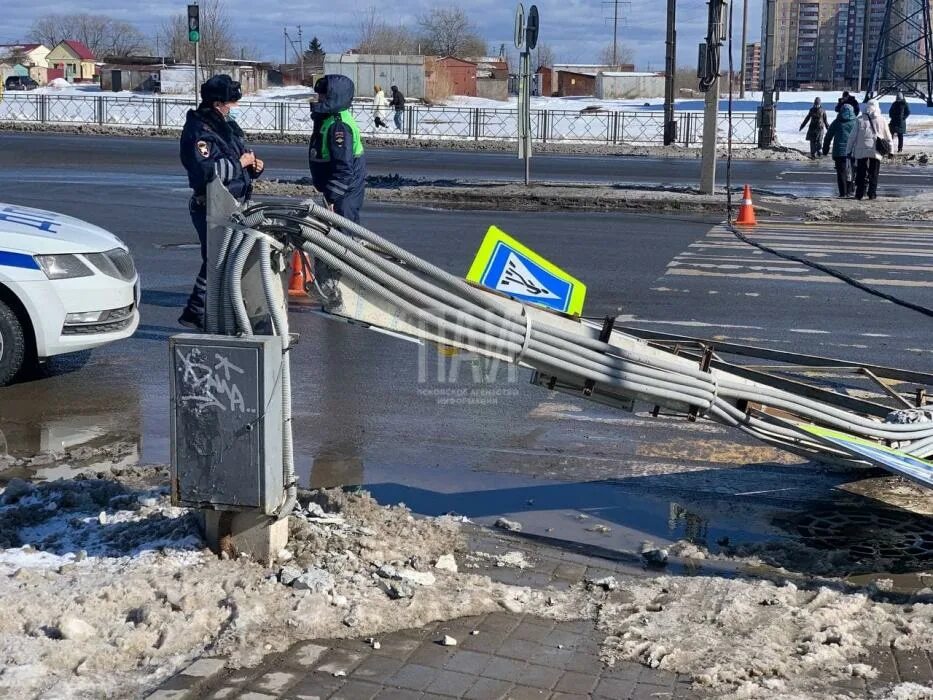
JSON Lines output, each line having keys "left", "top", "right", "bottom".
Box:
{"left": 288, "top": 251, "right": 313, "bottom": 296}
{"left": 735, "top": 185, "right": 757, "bottom": 226}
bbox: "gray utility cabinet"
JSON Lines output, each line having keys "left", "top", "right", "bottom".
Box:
{"left": 170, "top": 334, "right": 284, "bottom": 514}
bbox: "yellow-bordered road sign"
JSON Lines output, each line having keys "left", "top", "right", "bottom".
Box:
{"left": 466, "top": 226, "right": 586, "bottom": 316}
{"left": 800, "top": 424, "right": 933, "bottom": 489}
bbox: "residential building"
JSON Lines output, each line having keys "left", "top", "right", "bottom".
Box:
{"left": 744, "top": 42, "right": 762, "bottom": 90}
{"left": 761, "top": 0, "right": 850, "bottom": 89}
{"left": 0, "top": 43, "right": 50, "bottom": 84}
{"left": 844, "top": 0, "right": 888, "bottom": 88}
{"left": 47, "top": 40, "right": 97, "bottom": 82}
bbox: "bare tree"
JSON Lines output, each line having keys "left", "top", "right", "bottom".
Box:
{"left": 30, "top": 13, "right": 147, "bottom": 57}
{"left": 417, "top": 7, "right": 486, "bottom": 57}
{"left": 535, "top": 42, "right": 556, "bottom": 69}
{"left": 356, "top": 8, "right": 418, "bottom": 54}
{"left": 157, "top": 0, "right": 237, "bottom": 65}
{"left": 598, "top": 42, "right": 634, "bottom": 69}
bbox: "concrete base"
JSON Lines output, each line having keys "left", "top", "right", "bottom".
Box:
{"left": 200, "top": 510, "right": 289, "bottom": 566}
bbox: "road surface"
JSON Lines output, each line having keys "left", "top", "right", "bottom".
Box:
{"left": 1, "top": 136, "right": 931, "bottom": 580}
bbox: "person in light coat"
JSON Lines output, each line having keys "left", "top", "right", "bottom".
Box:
{"left": 373, "top": 84, "right": 389, "bottom": 129}
{"left": 846, "top": 99, "right": 892, "bottom": 200}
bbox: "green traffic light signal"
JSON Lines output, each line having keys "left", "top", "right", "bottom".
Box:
{"left": 189, "top": 30, "right": 200, "bottom": 43}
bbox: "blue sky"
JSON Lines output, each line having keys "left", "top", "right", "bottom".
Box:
{"left": 1, "top": 0, "right": 762, "bottom": 69}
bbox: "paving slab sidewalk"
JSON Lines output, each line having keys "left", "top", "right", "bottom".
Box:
{"left": 149, "top": 528, "right": 932, "bottom": 700}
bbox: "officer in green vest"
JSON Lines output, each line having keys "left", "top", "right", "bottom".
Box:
{"left": 309, "top": 74, "right": 366, "bottom": 222}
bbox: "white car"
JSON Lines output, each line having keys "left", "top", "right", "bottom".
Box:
{"left": 0, "top": 203, "right": 139, "bottom": 385}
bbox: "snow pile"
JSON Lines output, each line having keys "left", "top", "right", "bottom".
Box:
{"left": 597, "top": 575, "right": 933, "bottom": 697}
{"left": 46, "top": 78, "right": 72, "bottom": 89}
{"left": 0, "top": 473, "right": 578, "bottom": 698}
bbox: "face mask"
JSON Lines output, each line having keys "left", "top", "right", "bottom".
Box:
{"left": 226, "top": 107, "right": 241, "bottom": 122}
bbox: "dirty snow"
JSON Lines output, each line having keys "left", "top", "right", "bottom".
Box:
{"left": 1, "top": 468, "right": 931, "bottom": 699}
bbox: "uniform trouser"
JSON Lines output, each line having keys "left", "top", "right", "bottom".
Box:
{"left": 855, "top": 158, "right": 880, "bottom": 199}
{"left": 183, "top": 198, "right": 208, "bottom": 318}
{"left": 333, "top": 186, "right": 365, "bottom": 223}
{"left": 832, "top": 157, "right": 848, "bottom": 196}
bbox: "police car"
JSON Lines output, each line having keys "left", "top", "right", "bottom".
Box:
{"left": 0, "top": 203, "right": 139, "bottom": 385}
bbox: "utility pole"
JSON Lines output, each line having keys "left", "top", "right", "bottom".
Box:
{"left": 858, "top": 0, "right": 871, "bottom": 92}
{"left": 298, "top": 25, "right": 305, "bottom": 83}
{"left": 612, "top": 0, "right": 619, "bottom": 66}
{"left": 758, "top": 0, "right": 776, "bottom": 147}
{"left": 284, "top": 28, "right": 287, "bottom": 69}
{"left": 663, "top": 0, "right": 677, "bottom": 144}
{"left": 739, "top": 0, "right": 748, "bottom": 98}
{"left": 699, "top": 0, "right": 727, "bottom": 193}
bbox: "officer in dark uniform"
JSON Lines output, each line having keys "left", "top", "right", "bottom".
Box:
{"left": 308, "top": 74, "right": 366, "bottom": 223}
{"left": 178, "top": 74, "right": 264, "bottom": 329}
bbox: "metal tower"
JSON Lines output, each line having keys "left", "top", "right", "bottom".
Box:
{"left": 865, "top": 0, "right": 933, "bottom": 105}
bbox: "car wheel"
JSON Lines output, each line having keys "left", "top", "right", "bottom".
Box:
{"left": 0, "top": 299, "right": 26, "bottom": 386}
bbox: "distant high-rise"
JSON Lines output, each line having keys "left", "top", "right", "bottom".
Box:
{"left": 745, "top": 42, "right": 762, "bottom": 90}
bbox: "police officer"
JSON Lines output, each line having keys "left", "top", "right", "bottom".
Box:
{"left": 308, "top": 74, "right": 366, "bottom": 223}
{"left": 178, "top": 74, "right": 264, "bottom": 329}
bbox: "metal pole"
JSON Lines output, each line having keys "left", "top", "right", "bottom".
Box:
{"left": 739, "top": 0, "right": 748, "bottom": 98}
{"left": 663, "top": 0, "right": 677, "bottom": 144}
{"left": 758, "top": 0, "right": 776, "bottom": 147}
{"left": 699, "top": 75, "right": 719, "bottom": 193}
{"left": 298, "top": 26, "right": 305, "bottom": 83}
{"left": 859, "top": 0, "right": 871, "bottom": 92}
{"left": 612, "top": 0, "right": 619, "bottom": 67}
{"left": 195, "top": 41, "right": 200, "bottom": 106}
{"left": 284, "top": 28, "right": 287, "bottom": 70}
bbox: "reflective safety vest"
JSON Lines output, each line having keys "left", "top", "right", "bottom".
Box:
{"left": 320, "top": 110, "right": 364, "bottom": 160}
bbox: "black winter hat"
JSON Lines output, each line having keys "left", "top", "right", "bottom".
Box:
{"left": 201, "top": 74, "right": 242, "bottom": 103}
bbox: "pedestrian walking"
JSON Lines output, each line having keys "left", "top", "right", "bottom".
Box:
{"left": 308, "top": 74, "right": 366, "bottom": 222}
{"left": 823, "top": 103, "right": 857, "bottom": 197}
{"left": 800, "top": 97, "right": 829, "bottom": 159}
{"left": 846, "top": 98, "right": 892, "bottom": 200}
{"left": 390, "top": 85, "right": 406, "bottom": 131}
{"left": 835, "top": 90, "right": 860, "bottom": 116}
{"left": 373, "top": 85, "right": 389, "bottom": 129}
{"left": 178, "top": 74, "right": 263, "bottom": 330}
{"left": 888, "top": 91, "right": 911, "bottom": 153}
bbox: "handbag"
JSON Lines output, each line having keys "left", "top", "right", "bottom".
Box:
{"left": 868, "top": 116, "right": 891, "bottom": 156}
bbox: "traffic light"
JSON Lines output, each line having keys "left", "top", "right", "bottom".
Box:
{"left": 188, "top": 4, "right": 200, "bottom": 43}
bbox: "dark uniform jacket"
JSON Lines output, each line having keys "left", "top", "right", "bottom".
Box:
{"left": 180, "top": 105, "right": 257, "bottom": 201}
{"left": 308, "top": 75, "right": 366, "bottom": 213}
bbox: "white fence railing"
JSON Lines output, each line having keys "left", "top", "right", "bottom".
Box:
{"left": 0, "top": 93, "right": 759, "bottom": 145}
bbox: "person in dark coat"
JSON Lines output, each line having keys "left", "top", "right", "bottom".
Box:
{"left": 888, "top": 91, "right": 911, "bottom": 153}
{"left": 390, "top": 85, "right": 406, "bottom": 131}
{"left": 178, "top": 74, "right": 263, "bottom": 329}
{"left": 308, "top": 74, "right": 366, "bottom": 222}
{"left": 800, "top": 97, "right": 829, "bottom": 159}
{"left": 834, "top": 90, "right": 860, "bottom": 116}
{"left": 823, "top": 103, "right": 857, "bottom": 197}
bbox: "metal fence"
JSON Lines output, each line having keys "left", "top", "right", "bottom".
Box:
{"left": 0, "top": 93, "right": 759, "bottom": 146}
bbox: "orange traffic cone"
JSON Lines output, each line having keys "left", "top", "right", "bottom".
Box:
{"left": 288, "top": 251, "right": 313, "bottom": 296}
{"left": 735, "top": 185, "right": 757, "bottom": 226}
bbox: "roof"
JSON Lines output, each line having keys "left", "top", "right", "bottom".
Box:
{"left": 435, "top": 56, "right": 476, "bottom": 66}
{"left": 60, "top": 40, "right": 95, "bottom": 60}
{"left": 0, "top": 43, "right": 43, "bottom": 52}
{"left": 600, "top": 72, "right": 663, "bottom": 78}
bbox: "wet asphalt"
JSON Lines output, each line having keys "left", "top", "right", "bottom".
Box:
{"left": 1, "top": 133, "right": 931, "bottom": 582}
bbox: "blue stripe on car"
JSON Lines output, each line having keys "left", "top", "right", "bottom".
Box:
{"left": 0, "top": 251, "right": 40, "bottom": 270}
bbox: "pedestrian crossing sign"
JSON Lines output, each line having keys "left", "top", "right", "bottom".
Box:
{"left": 466, "top": 226, "right": 586, "bottom": 316}
{"left": 799, "top": 424, "right": 933, "bottom": 489}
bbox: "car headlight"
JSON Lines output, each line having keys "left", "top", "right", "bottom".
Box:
{"left": 34, "top": 254, "right": 94, "bottom": 280}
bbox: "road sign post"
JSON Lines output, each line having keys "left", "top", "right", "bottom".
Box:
{"left": 515, "top": 4, "right": 539, "bottom": 186}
